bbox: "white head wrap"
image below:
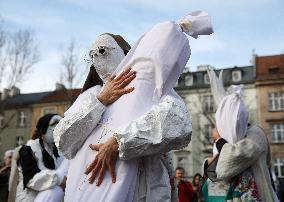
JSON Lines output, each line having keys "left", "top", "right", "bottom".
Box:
{"left": 215, "top": 85, "right": 249, "bottom": 144}
{"left": 207, "top": 68, "right": 249, "bottom": 154}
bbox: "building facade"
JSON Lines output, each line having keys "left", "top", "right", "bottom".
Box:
{"left": 0, "top": 92, "right": 50, "bottom": 160}
{"left": 255, "top": 54, "right": 284, "bottom": 181}
{"left": 174, "top": 65, "right": 257, "bottom": 178}
{"left": 31, "top": 89, "right": 80, "bottom": 131}
{"left": 0, "top": 88, "right": 80, "bottom": 162}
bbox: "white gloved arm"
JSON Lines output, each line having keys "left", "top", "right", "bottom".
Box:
{"left": 26, "top": 170, "right": 60, "bottom": 191}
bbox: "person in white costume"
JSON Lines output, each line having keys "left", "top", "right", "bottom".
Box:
{"left": 15, "top": 114, "right": 69, "bottom": 202}
{"left": 201, "top": 68, "right": 279, "bottom": 201}
{"left": 54, "top": 11, "right": 213, "bottom": 202}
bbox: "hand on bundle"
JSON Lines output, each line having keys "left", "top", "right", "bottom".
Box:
{"left": 97, "top": 67, "right": 136, "bottom": 106}
{"left": 85, "top": 137, "right": 119, "bottom": 186}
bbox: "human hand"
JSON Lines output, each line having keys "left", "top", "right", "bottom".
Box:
{"left": 85, "top": 137, "right": 119, "bottom": 186}
{"left": 211, "top": 128, "right": 221, "bottom": 143}
{"left": 97, "top": 67, "right": 136, "bottom": 106}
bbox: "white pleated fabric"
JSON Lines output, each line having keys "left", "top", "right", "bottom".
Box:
{"left": 64, "top": 11, "right": 213, "bottom": 202}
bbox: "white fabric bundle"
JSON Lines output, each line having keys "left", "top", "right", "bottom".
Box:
{"left": 207, "top": 68, "right": 249, "bottom": 154}
{"left": 106, "top": 11, "right": 213, "bottom": 130}
{"left": 215, "top": 85, "right": 249, "bottom": 144}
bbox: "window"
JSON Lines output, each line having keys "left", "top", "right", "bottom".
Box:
{"left": 203, "top": 95, "right": 214, "bottom": 112}
{"left": 274, "top": 158, "right": 284, "bottom": 178}
{"left": 42, "top": 107, "right": 57, "bottom": 115}
{"left": 16, "top": 136, "right": 24, "bottom": 147}
{"left": 0, "top": 115, "right": 4, "bottom": 128}
{"left": 185, "top": 74, "right": 193, "bottom": 86}
{"left": 204, "top": 74, "right": 210, "bottom": 84}
{"left": 268, "top": 92, "right": 284, "bottom": 111}
{"left": 271, "top": 123, "right": 284, "bottom": 143}
{"left": 232, "top": 70, "right": 242, "bottom": 82}
{"left": 17, "top": 111, "right": 27, "bottom": 127}
{"left": 269, "top": 67, "right": 280, "bottom": 74}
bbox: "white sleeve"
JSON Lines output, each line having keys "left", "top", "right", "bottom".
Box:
{"left": 216, "top": 126, "right": 267, "bottom": 180}
{"left": 53, "top": 86, "right": 106, "bottom": 159}
{"left": 115, "top": 96, "right": 192, "bottom": 160}
{"left": 27, "top": 159, "right": 69, "bottom": 192}
{"left": 26, "top": 170, "right": 60, "bottom": 191}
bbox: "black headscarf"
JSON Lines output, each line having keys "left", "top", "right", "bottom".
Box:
{"left": 36, "top": 114, "right": 57, "bottom": 135}
{"left": 81, "top": 33, "right": 131, "bottom": 93}
{"left": 35, "top": 114, "right": 59, "bottom": 169}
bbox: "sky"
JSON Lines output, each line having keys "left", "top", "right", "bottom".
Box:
{"left": 1, "top": 0, "right": 284, "bottom": 93}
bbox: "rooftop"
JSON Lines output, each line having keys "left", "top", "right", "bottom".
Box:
{"left": 1, "top": 89, "right": 81, "bottom": 109}
{"left": 176, "top": 65, "right": 255, "bottom": 90}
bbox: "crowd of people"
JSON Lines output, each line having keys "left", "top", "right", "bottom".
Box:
{"left": 0, "top": 10, "right": 281, "bottom": 202}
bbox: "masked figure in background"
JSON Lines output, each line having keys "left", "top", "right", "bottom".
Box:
{"left": 202, "top": 68, "right": 279, "bottom": 201}
{"left": 16, "top": 114, "right": 69, "bottom": 202}
{"left": 0, "top": 150, "right": 13, "bottom": 202}
{"left": 54, "top": 11, "right": 213, "bottom": 202}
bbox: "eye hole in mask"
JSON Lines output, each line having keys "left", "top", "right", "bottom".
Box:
{"left": 98, "top": 48, "right": 105, "bottom": 55}
{"left": 89, "top": 46, "right": 116, "bottom": 58}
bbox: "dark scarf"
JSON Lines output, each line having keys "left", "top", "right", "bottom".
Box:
{"left": 36, "top": 114, "right": 60, "bottom": 169}
{"left": 81, "top": 33, "right": 131, "bottom": 93}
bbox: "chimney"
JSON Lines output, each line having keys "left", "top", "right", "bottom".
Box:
{"left": 55, "top": 83, "right": 66, "bottom": 91}
{"left": 9, "top": 86, "right": 20, "bottom": 97}
{"left": 1, "top": 88, "right": 10, "bottom": 100}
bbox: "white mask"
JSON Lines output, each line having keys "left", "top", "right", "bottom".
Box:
{"left": 43, "top": 115, "right": 62, "bottom": 144}
{"left": 89, "top": 34, "right": 125, "bottom": 82}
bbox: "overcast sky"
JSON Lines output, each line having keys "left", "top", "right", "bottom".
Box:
{"left": 1, "top": 0, "right": 284, "bottom": 93}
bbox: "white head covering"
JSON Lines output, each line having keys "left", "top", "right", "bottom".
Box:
{"left": 215, "top": 85, "right": 249, "bottom": 144}
{"left": 207, "top": 68, "right": 249, "bottom": 154}
{"left": 89, "top": 34, "right": 126, "bottom": 82}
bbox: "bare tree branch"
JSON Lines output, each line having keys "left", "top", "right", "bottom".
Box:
{"left": 0, "top": 26, "right": 40, "bottom": 135}
{"left": 59, "top": 39, "right": 87, "bottom": 103}
{"left": 0, "top": 18, "right": 7, "bottom": 90}
{"left": 6, "top": 29, "right": 39, "bottom": 88}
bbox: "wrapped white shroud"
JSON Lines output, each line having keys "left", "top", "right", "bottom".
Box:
{"left": 65, "top": 11, "right": 213, "bottom": 202}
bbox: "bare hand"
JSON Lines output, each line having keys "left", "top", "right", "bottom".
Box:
{"left": 97, "top": 67, "right": 136, "bottom": 106}
{"left": 85, "top": 137, "right": 119, "bottom": 186}
{"left": 211, "top": 128, "right": 221, "bottom": 142}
